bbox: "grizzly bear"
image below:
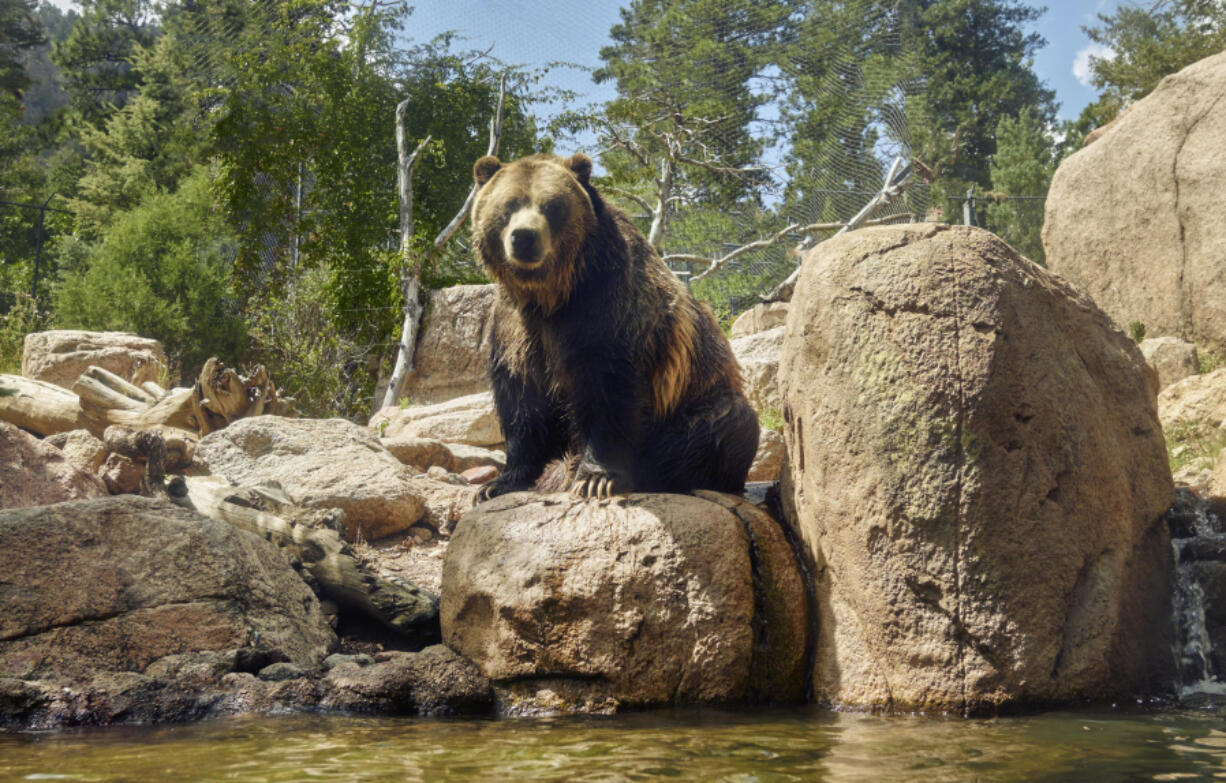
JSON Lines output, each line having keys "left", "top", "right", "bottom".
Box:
{"left": 471, "top": 152, "right": 759, "bottom": 501}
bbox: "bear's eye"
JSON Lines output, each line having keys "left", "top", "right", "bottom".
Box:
{"left": 541, "top": 199, "right": 567, "bottom": 223}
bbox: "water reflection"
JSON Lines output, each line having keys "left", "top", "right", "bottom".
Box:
{"left": 3, "top": 703, "right": 1226, "bottom": 781}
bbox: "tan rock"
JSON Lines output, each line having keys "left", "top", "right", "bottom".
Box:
{"left": 1043, "top": 51, "right": 1226, "bottom": 349}
{"left": 1140, "top": 336, "right": 1200, "bottom": 390}
{"left": 730, "top": 301, "right": 790, "bottom": 339}
{"left": 780, "top": 223, "right": 1175, "bottom": 713}
{"left": 461, "top": 465, "right": 499, "bottom": 485}
{"left": 1210, "top": 447, "right": 1226, "bottom": 497}
{"left": 0, "top": 422, "right": 107, "bottom": 509}
{"left": 381, "top": 436, "right": 454, "bottom": 471}
{"left": 22, "top": 330, "right": 167, "bottom": 390}
{"left": 45, "top": 429, "right": 107, "bottom": 475}
{"left": 731, "top": 326, "right": 784, "bottom": 418}
{"left": 381, "top": 436, "right": 506, "bottom": 474}
{"left": 370, "top": 392, "right": 503, "bottom": 447}
{"left": 100, "top": 452, "right": 144, "bottom": 494}
{"left": 398, "top": 284, "right": 497, "bottom": 406}
{"left": 748, "top": 427, "right": 784, "bottom": 482}
{"left": 0, "top": 496, "right": 335, "bottom": 682}
{"left": 195, "top": 416, "right": 426, "bottom": 541}
{"left": 441, "top": 492, "right": 807, "bottom": 711}
{"left": 1159, "top": 368, "right": 1226, "bottom": 432}
{"left": 415, "top": 476, "right": 477, "bottom": 534}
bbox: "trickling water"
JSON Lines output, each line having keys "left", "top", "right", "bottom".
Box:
{"left": 1167, "top": 489, "right": 1226, "bottom": 697}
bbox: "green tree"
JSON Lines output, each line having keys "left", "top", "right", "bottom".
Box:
{"left": 583, "top": 0, "right": 795, "bottom": 249}
{"left": 986, "top": 107, "right": 1053, "bottom": 263}
{"left": 0, "top": 0, "right": 45, "bottom": 112}
{"left": 53, "top": 165, "right": 247, "bottom": 375}
{"left": 1078, "top": 0, "right": 1226, "bottom": 128}
{"left": 900, "top": 0, "right": 1056, "bottom": 203}
{"left": 52, "top": 0, "right": 157, "bottom": 123}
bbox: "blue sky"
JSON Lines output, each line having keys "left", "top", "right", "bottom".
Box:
{"left": 402, "top": 0, "right": 1128, "bottom": 128}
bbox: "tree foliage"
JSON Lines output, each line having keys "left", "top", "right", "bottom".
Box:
{"left": 986, "top": 107, "right": 1053, "bottom": 264}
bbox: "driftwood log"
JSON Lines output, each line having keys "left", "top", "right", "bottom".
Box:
{"left": 0, "top": 357, "right": 292, "bottom": 439}
{"left": 170, "top": 475, "right": 438, "bottom": 633}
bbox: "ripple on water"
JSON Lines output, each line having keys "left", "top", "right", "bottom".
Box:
{"left": 3, "top": 704, "right": 1226, "bottom": 782}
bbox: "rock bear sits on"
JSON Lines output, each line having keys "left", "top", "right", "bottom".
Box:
{"left": 471, "top": 152, "right": 759, "bottom": 501}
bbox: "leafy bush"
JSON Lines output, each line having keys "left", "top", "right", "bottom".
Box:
{"left": 247, "top": 264, "right": 380, "bottom": 421}
{"left": 53, "top": 166, "right": 247, "bottom": 379}
{"left": 0, "top": 294, "right": 44, "bottom": 374}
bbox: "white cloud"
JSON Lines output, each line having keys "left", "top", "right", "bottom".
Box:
{"left": 1073, "top": 43, "right": 1115, "bottom": 87}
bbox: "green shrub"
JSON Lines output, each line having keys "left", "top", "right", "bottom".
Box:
{"left": 53, "top": 167, "right": 247, "bottom": 379}
{"left": 0, "top": 294, "right": 43, "bottom": 375}
{"left": 1127, "top": 321, "right": 1146, "bottom": 343}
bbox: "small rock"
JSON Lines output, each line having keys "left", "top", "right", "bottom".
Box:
{"left": 323, "top": 653, "right": 374, "bottom": 671}
{"left": 426, "top": 466, "right": 451, "bottom": 481}
{"left": 447, "top": 444, "right": 507, "bottom": 472}
{"left": 100, "top": 452, "right": 144, "bottom": 495}
{"left": 747, "top": 428, "right": 783, "bottom": 482}
{"left": 410, "top": 526, "right": 434, "bottom": 544}
{"left": 729, "top": 301, "right": 790, "bottom": 339}
{"left": 0, "top": 422, "right": 107, "bottom": 509}
{"left": 461, "top": 465, "right": 499, "bottom": 485}
{"left": 369, "top": 392, "right": 503, "bottom": 447}
{"left": 1140, "top": 336, "right": 1200, "bottom": 390}
{"left": 381, "top": 436, "right": 454, "bottom": 472}
{"left": 257, "top": 662, "right": 309, "bottom": 682}
{"left": 45, "top": 429, "right": 107, "bottom": 475}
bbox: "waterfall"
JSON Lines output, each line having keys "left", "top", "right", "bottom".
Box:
{"left": 1167, "top": 489, "right": 1226, "bottom": 697}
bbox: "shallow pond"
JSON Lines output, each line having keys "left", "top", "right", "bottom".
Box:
{"left": 3, "top": 701, "right": 1226, "bottom": 782}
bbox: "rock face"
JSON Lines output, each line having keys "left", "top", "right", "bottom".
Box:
{"left": 0, "top": 422, "right": 107, "bottom": 509}
{"left": 22, "top": 330, "right": 167, "bottom": 390}
{"left": 1141, "top": 336, "right": 1201, "bottom": 390}
{"left": 1043, "top": 51, "right": 1226, "bottom": 349}
{"left": 779, "top": 223, "right": 1176, "bottom": 713}
{"left": 0, "top": 496, "right": 335, "bottom": 685}
{"left": 195, "top": 416, "right": 427, "bottom": 541}
{"left": 399, "top": 284, "right": 496, "bottom": 406}
{"left": 731, "top": 326, "right": 784, "bottom": 418}
{"left": 381, "top": 435, "right": 505, "bottom": 473}
{"left": 730, "top": 301, "right": 790, "bottom": 339}
{"left": 370, "top": 392, "right": 503, "bottom": 447}
{"left": 441, "top": 492, "right": 808, "bottom": 712}
{"left": 1159, "top": 369, "right": 1226, "bottom": 488}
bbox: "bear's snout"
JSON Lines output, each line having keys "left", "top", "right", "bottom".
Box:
{"left": 510, "top": 228, "right": 539, "bottom": 260}
{"left": 503, "top": 209, "right": 552, "bottom": 265}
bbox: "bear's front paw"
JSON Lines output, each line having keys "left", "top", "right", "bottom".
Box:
{"left": 569, "top": 464, "right": 631, "bottom": 500}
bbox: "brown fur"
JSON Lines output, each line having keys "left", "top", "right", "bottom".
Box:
{"left": 471, "top": 152, "right": 757, "bottom": 499}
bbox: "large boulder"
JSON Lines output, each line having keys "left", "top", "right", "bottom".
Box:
{"left": 441, "top": 492, "right": 808, "bottom": 713}
{"left": 1140, "top": 336, "right": 1200, "bottom": 390}
{"left": 0, "top": 421, "right": 106, "bottom": 509}
{"left": 0, "top": 496, "right": 335, "bottom": 688}
{"left": 1043, "top": 51, "right": 1226, "bottom": 349}
{"left": 195, "top": 416, "right": 428, "bottom": 541}
{"left": 370, "top": 392, "right": 503, "bottom": 447}
{"left": 779, "top": 223, "right": 1176, "bottom": 713}
{"left": 748, "top": 427, "right": 784, "bottom": 483}
{"left": 398, "top": 284, "right": 496, "bottom": 406}
{"left": 731, "top": 326, "right": 784, "bottom": 418}
{"left": 21, "top": 330, "right": 167, "bottom": 390}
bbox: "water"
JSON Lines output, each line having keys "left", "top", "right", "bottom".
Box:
{"left": 4, "top": 705, "right": 1226, "bottom": 781}
{"left": 1169, "top": 489, "right": 1226, "bottom": 696}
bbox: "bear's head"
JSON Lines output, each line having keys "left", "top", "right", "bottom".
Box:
{"left": 471, "top": 153, "right": 597, "bottom": 312}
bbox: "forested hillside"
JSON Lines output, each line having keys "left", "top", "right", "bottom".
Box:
{"left": 1, "top": 0, "right": 1221, "bottom": 420}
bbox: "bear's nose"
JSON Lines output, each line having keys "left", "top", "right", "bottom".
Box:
{"left": 510, "top": 228, "right": 539, "bottom": 260}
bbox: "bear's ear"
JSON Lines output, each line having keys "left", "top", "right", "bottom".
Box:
{"left": 567, "top": 153, "right": 593, "bottom": 186}
{"left": 474, "top": 156, "right": 502, "bottom": 187}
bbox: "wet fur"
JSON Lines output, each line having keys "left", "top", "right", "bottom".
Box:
{"left": 472, "top": 153, "right": 760, "bottom": 499}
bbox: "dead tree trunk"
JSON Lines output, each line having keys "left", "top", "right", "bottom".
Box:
{"left": 378, "top": 73, "right": 509, "bottom": 412}
{"left": 172, "top": 475, "right": 438, "bottom": 633}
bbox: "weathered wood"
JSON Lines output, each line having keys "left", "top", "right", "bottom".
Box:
{"left": 84, "top": 366, "right": 155, "bottom": 405}
{"left": 0, "top": 374, "right": 94, "bottom": 436}
{"left": 174, "top": 476, "right": 438, "bottom": 633}
{"left": 74, "top": 373, "right": 147, "bottom": 413}
{"left": 140, "top": 381, "right": 168, "bottom": 401}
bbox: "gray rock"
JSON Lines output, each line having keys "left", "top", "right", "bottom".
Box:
{"left": 21, "top": 330, "right": 167, "bottom": 390}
